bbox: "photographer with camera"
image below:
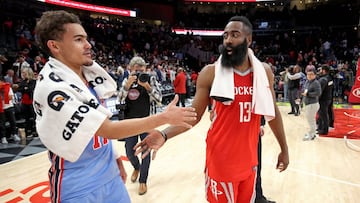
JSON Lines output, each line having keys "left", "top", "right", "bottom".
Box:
{"left": 118, "top": 56, "right": 162, "bottom": 195}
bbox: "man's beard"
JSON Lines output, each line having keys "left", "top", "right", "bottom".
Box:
{"left": 221, "top": 40, "right": 248, "bottom": 68}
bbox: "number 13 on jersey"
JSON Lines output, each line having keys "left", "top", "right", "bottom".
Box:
{"left": 239, "top": 102, "right": 251, "bottom": 123}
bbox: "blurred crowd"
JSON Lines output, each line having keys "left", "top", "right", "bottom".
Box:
{"left": 0, "top": 1, "right": 359, "bottom": 143}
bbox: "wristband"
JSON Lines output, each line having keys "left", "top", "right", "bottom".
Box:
{"left": 160, "top": 131, "right": 168, "bottom": 142}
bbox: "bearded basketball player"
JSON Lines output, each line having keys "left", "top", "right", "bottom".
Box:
{"left": 134, "top": 16, "right": 289, "bottom": 203}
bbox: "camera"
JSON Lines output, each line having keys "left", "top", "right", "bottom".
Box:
{"left": 136, "top": 72, "right": 150, "bottom": 83}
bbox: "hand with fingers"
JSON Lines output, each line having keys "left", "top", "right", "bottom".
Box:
{"left": 133, "top": 94, "right": 197, "bottom": 160}
{"left": 276, "top": 150, "right": 289, "bottom": 172}
{"left": 134, "top": 129, "right": 165, "bottom": 160}
{"left": 161, "top": 94, "right": 197, "bottom": 129}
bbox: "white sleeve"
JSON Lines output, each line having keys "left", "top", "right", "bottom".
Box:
{"left": 287, "top": 72, "right": 302, "bottom": 80}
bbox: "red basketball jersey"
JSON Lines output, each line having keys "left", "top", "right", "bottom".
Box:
{"left": 206, "top": 69, "right": 261, "bottom": 182}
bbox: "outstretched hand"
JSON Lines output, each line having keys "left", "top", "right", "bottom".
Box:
{"left": 162, "top": 94, "right": 197, "bottom": 128}
{"left": 134, "top": 129, "right": 165, "bottom": 160}
{"left": 133, "top": 95, "right": 196, "bottom": 160}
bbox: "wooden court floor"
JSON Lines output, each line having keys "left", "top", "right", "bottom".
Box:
{"left": 1, "top": 105, "right": 359, "bottom": 203}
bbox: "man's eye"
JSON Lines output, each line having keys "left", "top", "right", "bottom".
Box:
{"left": 232, "top": 33, "right": 240, "bottom": 38}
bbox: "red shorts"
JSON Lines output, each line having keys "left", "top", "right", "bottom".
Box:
{"left": 205, "top": 168, "right": 257, "bottom": 203}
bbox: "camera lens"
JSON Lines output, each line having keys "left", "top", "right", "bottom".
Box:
{"left": 139, "top": 73, "right": 149, "bottom": 83}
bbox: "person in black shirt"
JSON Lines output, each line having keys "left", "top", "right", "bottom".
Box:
{"left": 15, "top": 67, "right": 36, "bottom": 137}
{"left": 317, "top": 65, "right": 334, "bottom": 135}
{"left": 118, "top": 56, "right": 162, "bottom": 195}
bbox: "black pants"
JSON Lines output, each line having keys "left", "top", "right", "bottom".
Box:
{"left": 4, "top": 107, "right": 17, "bottom": 135}
{"left": 318, "top": 100, "right": 331, "bottom": 134}
{"left": 22, "top": 104, "right": 36, "bottom": 136}
{"left": 288, "top": 88, "right": 299, "bottom": 114}
{"left": 176, "top": 93, "right": 186, "bottom": 107}
{"left": 328, "top": 100, "right": 334, "bottom": 128}
{"left": 124, "top": 132, "right": 150, "bottom": 183}
{"left": 255, "top": 134, "right": 263, "bottom": 199}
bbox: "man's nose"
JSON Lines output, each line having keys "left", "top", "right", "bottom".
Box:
{"left": 85, "top": 40, "right": 92, "bottom": 49}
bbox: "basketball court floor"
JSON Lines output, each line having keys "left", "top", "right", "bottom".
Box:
{"left": 1, "top": 104, "right": 359, "bottom": 203}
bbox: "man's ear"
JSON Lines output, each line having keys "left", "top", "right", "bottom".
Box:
{"left": 247, "top": 35, "right": 252, "bottom": 47}
{"left": 47, "top": 40, "right": 59, "bottom": 54}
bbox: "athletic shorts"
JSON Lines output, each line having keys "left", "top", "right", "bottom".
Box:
{"left": 205, "top": 168, "right": 257, "bottom": 203}
{"left": 61, "top": 176, "right": 130, "bottom": 203}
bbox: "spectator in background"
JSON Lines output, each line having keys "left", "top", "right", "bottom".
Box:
{"left": 14, "top": 67, "right": 36, "bottom": 138}
{"left": 118, "top": 56, "right": 162, "bottom": 195}
{"left": 173, "top": 67, "right": 187, "bottom": 107}
{"left": 4, "top": 69, "right": 15, "bottom": 85}
{"left": 287, "top": 65, "right": 302, "bottom": 116}
{"left": 33, "top": 55, "right": 44, "bottom": 74}
{"left": 160, "top": 65, "right": 167, "bottom": 82}
{"left": 190, "top": 70, "right": 198, "bottom": 95}
{"left": 342, "top": 64, "right": 354, "bottom": 102}
{"left": 123, "top": 64, "right": 131, "bottom": 81}
{"left": 280, "top": 67, "right": 289, "bottom": 101}
{"left": 317, "top": 65, "right": 334, "bottom": 135}
{"left": 0, "top": 78, "right": 11, "bottom": 144}
{"left": 301, "top": 69, "right": 321, "bottom": 141}
{"left": 115, "top": 64, "right": 124, "bottom": 90}
{"left": 305, "top": 61, "right": 316, "bottom": 73}
{"left": 169, "top": 66, "right": 176, "bottom": 83}
{"left": 0, "top": 76, "right": 20, "bottom": 142}
{"left": 13, "top": 55, "right": 30, "bottom": 83}
{"left": 155, "top": 64, "right": 163, "bottom": 83}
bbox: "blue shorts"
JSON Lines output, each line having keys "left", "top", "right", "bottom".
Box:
{"left": 62, "top": 176, "right": 130, "bottom": 203}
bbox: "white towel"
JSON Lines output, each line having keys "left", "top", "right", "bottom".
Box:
{"left": 210, "top": 48, "right": 275, "bottom": 121}
{"left": 33, "top": 57, "right": 117, "bottom": 162}
{"left": 248, "top": 49, "right": 275, "bottom": 121}
{"left": 209, "top": 55, "right": 234, "bottom": 104}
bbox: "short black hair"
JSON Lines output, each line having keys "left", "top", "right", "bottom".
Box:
{"left": 228, "top": 16, "right": 253, "bottom": 34}
{"left": 35, "top": 10, "right": 81, "bottom": 56}
{"left": 321, "top": 65, "right": 330, "bottom": 73}
{"left": 307, "top": 68, "right": 317, "bottom": 74}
